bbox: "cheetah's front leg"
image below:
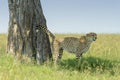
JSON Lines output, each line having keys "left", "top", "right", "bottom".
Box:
{"left": 76, "top": 52, "right": 83, "bottom": 59}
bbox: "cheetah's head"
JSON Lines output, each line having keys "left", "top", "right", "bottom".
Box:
{"left": 86, "top": 32, "right": 97, "bottom": 42}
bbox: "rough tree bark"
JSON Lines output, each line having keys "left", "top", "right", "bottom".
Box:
{"left": 7, "top": 0, "right": 52, "bottom": 64}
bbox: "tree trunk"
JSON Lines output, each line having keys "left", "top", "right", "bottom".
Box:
{"left": 7, "top": 0, "right": 52, "bottom": 64}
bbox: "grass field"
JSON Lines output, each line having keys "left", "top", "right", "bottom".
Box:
{"left": 0, "top": 34, "right": 120, "bottom": 80}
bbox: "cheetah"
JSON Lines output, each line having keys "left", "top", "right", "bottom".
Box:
{"left": 54, "top": 32, "right": 97, "bottom": 62}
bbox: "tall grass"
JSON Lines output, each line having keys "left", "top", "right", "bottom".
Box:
{"left": 0, "top": 34, "right": 120, "bottom": 80}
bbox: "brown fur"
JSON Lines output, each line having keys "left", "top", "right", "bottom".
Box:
{"left": 80, "top": 36, "right": 87, "bottom": 43}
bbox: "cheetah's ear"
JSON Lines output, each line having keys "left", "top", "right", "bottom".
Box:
{"left": 86, "top": 33, "right": 92, "bottom": 37}
{"left": 80, "top": 36, "right": 86, "bottom": 43}
{"left": 86, "top": 32, "right": 96, "bottom": 36}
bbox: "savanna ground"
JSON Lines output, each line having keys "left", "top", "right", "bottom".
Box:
{"left": 0, "top": 33, "right": 120, "bottom": 80}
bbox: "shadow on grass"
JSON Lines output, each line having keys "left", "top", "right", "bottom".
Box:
{"left": 58, "top": 56, "right": 119, "bottom": 75}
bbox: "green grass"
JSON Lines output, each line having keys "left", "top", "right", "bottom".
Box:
{"left": 0, "top": 34, "right": 120, "bottom": 80}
